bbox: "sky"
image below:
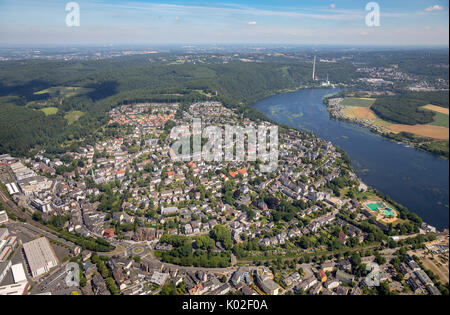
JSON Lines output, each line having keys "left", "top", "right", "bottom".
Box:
{"left": 0, "top": 0, "right": 448, "bottom": 46}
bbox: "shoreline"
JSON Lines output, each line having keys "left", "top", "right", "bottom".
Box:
{"left": 322, "top": 96, "right": 449, "bottom": 160}
{"left": 249, "top": 88, "right": 443, "bottom": 232}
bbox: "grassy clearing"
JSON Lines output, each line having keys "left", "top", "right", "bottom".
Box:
{"left": 65, "top": 110, "right": 85, "bottom": 125}
{"left": 340, "top": 97, "right": 376, "bottom": 107}
{"left": 429, "top": 112, "right": 449, "bottom": 128}
{"left": 34, "top": 86, "right": 92, "bottom": 98}
{"left": 39, "top": 107, "right": 59, "bottom": 116}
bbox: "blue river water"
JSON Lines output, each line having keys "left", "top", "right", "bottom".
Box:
{"left": 254, "top": 88, "right": 449, "bottom": 230}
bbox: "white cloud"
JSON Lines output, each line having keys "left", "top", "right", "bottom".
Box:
{"left": 425, "top": 5, "right": 444, "bottom": 12}
{"left": 329, "top": 4, "right": 336, "bottom": 9}
{"left": 248, "top": 21, "right": 257, "bottom": 25}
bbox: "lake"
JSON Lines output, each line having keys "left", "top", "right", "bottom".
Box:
{"left": 254, "top": 88, "right": 449, "bottom": 230}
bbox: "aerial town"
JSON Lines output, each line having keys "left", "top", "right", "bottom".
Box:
{"left": 0, "top": 100, "right": 448, "bottom": 296}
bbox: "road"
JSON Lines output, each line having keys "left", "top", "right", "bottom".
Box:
{"left": 9, "top": 222, "right": 75, "bottom": 248}
{"left": 1, "top": 189, "right": 75, "bottom": 249}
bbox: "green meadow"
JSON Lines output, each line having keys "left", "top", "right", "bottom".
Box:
{"left": 40, "top": 107, "right": 59, "bottom": 116}
{"left": 340, "top": 98, "right": 376, "bottom": 107}
{"left": 65, "top": 110, "right": 85, "bottom": 125}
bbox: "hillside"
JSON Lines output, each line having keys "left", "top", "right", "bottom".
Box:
{"left": 0, "top": 57, "right": 357, "bottom": 156}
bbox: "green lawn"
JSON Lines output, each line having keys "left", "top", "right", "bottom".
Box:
{"left": 40, "top": 107, "right": 59, "bottom": 116}
{"left": 64, "top": 110, "right": 85, "bottom": 124}
{"left": 340, "top": 98, "right": 376, "bottom": 107}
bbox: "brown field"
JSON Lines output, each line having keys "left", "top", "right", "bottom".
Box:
{"left": 341, "top": 106, "right": 378, "bottom": 119}
{"left": 387, "top": 124, "right": 449, "bottom": 140}
{"left": 422, "top": 105, "right": 449, "bottom": 115}
{"left": 422, "top": 257, "right": 449, "bottom": 284}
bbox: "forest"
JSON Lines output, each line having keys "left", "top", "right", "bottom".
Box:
{"left": 0, "top": 55, "right": 359, "bottom": 156}
{"left": 371, "top": 91, "right": 449, "bottom": 125}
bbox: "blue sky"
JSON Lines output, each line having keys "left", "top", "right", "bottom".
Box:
{"left": 0, "top": 0, "right": 448, "bottom": 46}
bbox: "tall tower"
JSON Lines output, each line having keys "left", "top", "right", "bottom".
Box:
{"left": 312, "top": 55, "right": 316, "bottom": 80}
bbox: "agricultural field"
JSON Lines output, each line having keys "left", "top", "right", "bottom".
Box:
{"left": 421, "top": 105, "right": 449, "bottom": 128}
{"left": 429, "top": 112, "right": 450, "bottom": 128}
{"left": 370, "top": 117, "right": 393, "bottom": 128}
{"left": 340, "top": 97, "right": 376, "bottom": 107}
{"left": 387, "top": 124, "right": 449, "bottom": 140}
{"left": 341, "top": 106, "right": 378, "bottom": 119}
{"left": 39, "top": 107, "right": 59, "bottom": 116}
{"left": 64, "top": 110, "right": 85, "bottom": 125}
{"left": 422, "top": 104, "right": 450, "bottom": 115}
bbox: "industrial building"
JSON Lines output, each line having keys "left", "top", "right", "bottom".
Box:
{"left": 22, "top": 237, "right": 58, "bottom": 278}
{"left": 0, "top": 263, "right": 29, "bottom": 295}
{"left": 0, "top": 228, "right": 17, "bottom": 263}
{"left": 5, "top": 182, "right": 19, "bottom": 195}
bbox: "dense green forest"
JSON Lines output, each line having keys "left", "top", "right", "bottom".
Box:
{"left": 371, "top": 91, "right": 449, "bottom": 125}
{"left": 0, "top": 56, "right": 358, "bottom": 155}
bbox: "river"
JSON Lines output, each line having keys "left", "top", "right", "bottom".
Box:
{"left": 254, "top": 88, "right": 449, "bottom": 230}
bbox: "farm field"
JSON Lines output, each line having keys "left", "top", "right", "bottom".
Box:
{"left": 429, "top": 112, "right": 450, "bottom": 128}
{"left": 422, "top": 104, "right": 449, "bottom": 115}
{"left": 340, "top": 97, "right": 376, "bottom": 107}
{"left": 341, "top": 106, "right": 378, "bottom": 119}
{"left": 64, "top": 110, "right": 85, "bottom": 124}
{"left": 387, "top": 124, "right": 449, "bottom": 140}
{"left": 39, "top": 107, "right": 59, "bottom": 116}
{"left": 420, "top": 105, "right": 449, "bottom": 128}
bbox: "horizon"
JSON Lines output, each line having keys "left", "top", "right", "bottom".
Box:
{"left": 0, "top": 0, "right": 449, "bottom": 46}
{"left": 0, "top": 43, "right": 449, "bottom": 49}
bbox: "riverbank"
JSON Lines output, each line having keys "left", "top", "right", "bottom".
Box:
{"left": 323, "top": 96, "right": 449, "bottom": 159}
{"left": 254, "top": 88, "right": 449, "bottom": 230}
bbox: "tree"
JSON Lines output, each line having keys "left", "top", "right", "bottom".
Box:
{"left": 32, "top": 211, "right": 42, "bottom": 222}
{"left": 211, "top": 225, "right": 233, "bottom": 250}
